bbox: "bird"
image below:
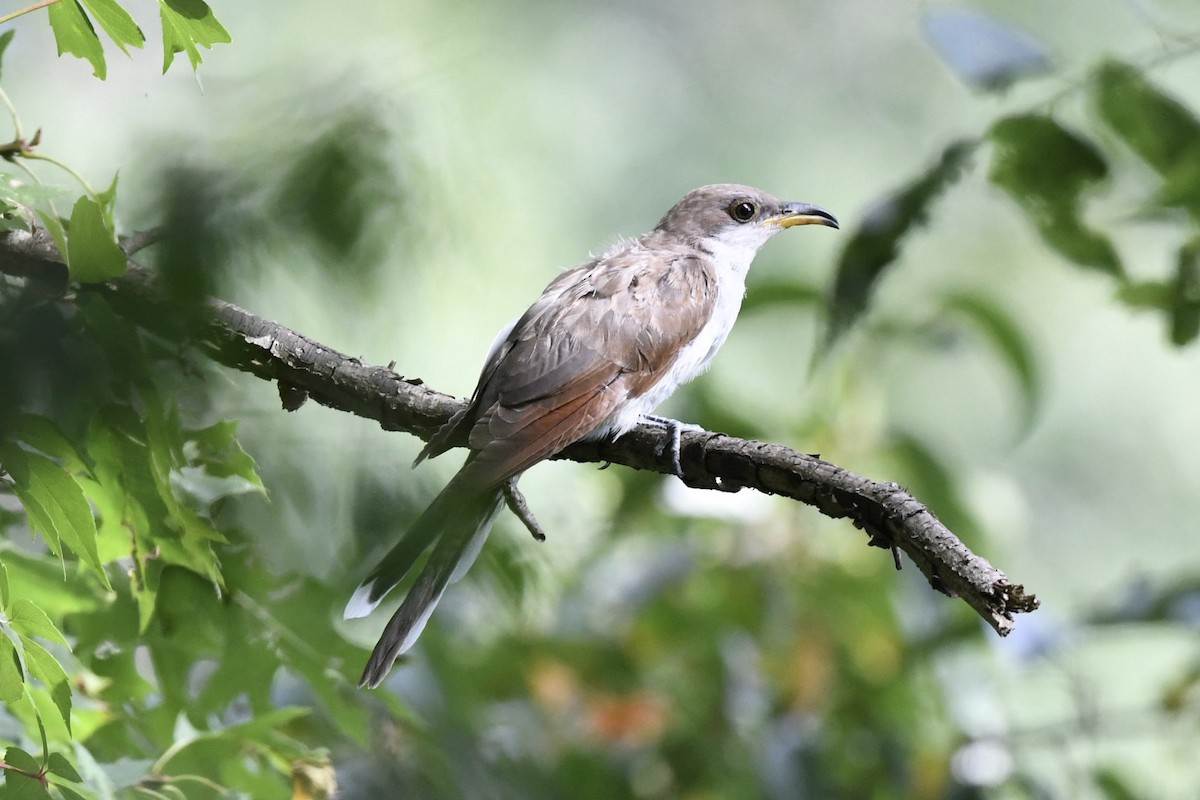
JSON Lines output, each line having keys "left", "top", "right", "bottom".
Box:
{"left": 345, "top": 183, "right": 838, "bottom": 688}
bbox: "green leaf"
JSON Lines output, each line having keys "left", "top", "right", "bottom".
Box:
{"left": 0, "top": 549, "right": 103, "bottom": 621}
{"left": 1, "top": 177, "right": 71, "bottom": 208}
{"left": 30, "top": 702, "right": 49, "bottom": 771}
{"left": 1093, "top": 767, "right": 1139, "bottom": 800}
{"left": 47, "top": 0, "right": 106, "bottom": 80}
{"left": 19, "top": 637, "right": 72, "bottom": 735}
{"left": 34, "top": 211, "right": 69, "bottom": 261}
{"left": 52, "top": 786, "right": 89, "bottom": 800}
{"left": 3, "top": 746, "right": 40, "bottom": 773}
{"left": 2, "top": 745, "right": 48, "bottom": 800}
{"left": 1117, "top": 239, "right": 1200, "bottom": 346}
{"left": 824, "top": 140, "right": 976, "bottom": 351}
{"left": 0, "top": 29, "right": 15, "bottom": 82}
{"left": 158, "top": 0, "right": 231, "bottom": 73}
{"left": 0, "top": 632, "right": 26, "bottom": 703}
{"left": 0, "top": 445, "right": 108, "bottom": 584}
{"left": 1094, "top": 61, "right": 1200, "bottom": 216}
{"left": 78, "top": 0, "right": 145, "bottom": 54}
{"left": 66, "top": 196, "right": 126, "bottom": 283}
{"left": 45, "top": 753, "right": 82, "bottom": 784}
{"left": 2, "top": 446, "right": 63, "bottom": 555}
{"left": 942, "top": 293, "right": 1040, "bottom": 430}
{"left": 185, "top": 420, "right": 266, "bottom": 492}
{"left": 97, "top": 173, "right": 119, "bottom": 226}
{"left": 989, "top": 114, "right": 1122, "bottom": 276}
{"left": 0, "top": 560, "right": 9, "bottom": 610}
{"left": 0, "top": 207, "right": 29, "bottom": 233}
{"left": 1170, "top": 237, "right": 1200, "bottom": 346}
{"left": 131, "top": 558, "right": 161, "bottom": 635}
{"left": 9, "top": 599, "right": 71, "bottom": 648}
{"left": 1117, "top": 280, "right": 1172, "bottom": 312}
{"left": 12, "top": 414, "right": 88, "bottom": 474}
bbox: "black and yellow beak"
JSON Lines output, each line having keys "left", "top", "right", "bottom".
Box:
{"left": 773, "top": 202, "right": 839, "bottom": 229}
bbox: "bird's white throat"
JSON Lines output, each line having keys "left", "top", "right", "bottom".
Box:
{"left": 590, "top": 233, "right": 766, "bottom": 438}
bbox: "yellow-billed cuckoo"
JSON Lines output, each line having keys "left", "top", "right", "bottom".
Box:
{"left": 346, "top": 184, "right": 838, "bottom": 687}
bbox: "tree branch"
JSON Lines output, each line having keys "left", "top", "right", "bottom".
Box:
{"left": 0, "top": 226, "right": 1040, "bottom": 635}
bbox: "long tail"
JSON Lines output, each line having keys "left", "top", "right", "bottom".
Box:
{"left": 345, "top": 475, "right": 504, "bottom": 688}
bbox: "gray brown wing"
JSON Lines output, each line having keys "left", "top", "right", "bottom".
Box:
{"left": 456, "top": 247, "right": 717, "bottom": 488}
{"left": 416, "top": 262, "right": 596, "bottom": 464}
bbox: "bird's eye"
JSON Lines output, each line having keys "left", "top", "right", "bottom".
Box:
{"left": 728, "top": 200, "right": 757, "bottom": 223}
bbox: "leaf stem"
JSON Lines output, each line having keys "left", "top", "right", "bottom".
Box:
{"left": 0, "top": 0, "right": 62, "bottom": 27}
{"left": 22, "top": 152, "right": 98, "bottom": 200}
{"left": 0, "top": 86, "right": 23, "bottom": 142}
{"left": 0, "top": 760, "right": 46, "bottom": 783}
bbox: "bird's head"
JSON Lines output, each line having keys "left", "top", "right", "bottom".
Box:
{"left": 655, "top": 183, "right": 838, "bottom": 252}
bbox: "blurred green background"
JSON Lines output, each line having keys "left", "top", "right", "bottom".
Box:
{"left": 5, "top": 0, "right": 1200, "bottom": 797}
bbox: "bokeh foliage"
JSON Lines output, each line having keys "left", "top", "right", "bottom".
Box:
{"left": 2, "top": 3, "right": 1200, "bottom": 799}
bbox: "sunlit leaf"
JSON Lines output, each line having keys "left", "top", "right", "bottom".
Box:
{"left": 824, "top": 140, "right": 975, "bottom": 351}
{"left": 78, "top": 0, "right": 145, "bottom": 54}
{"left": 0, "top": 549, "right": 102, "bottom": 620}
{"left": 293, "top": 758, "right": 337, "bottom": 800}
{"left": 942, "top": 293, "right": 1040, "bottom": 429}
{"left": 158, "top": 0, "right": 231, "bottom": 73}
{"left": 8, "top": 599, "right": 70, "bottom": 648}
{"left": 47, "top": 0, "right": 106, "bottom": 79}
{"left": 0, "top": 30, "right": 15, "bottom": 82}
{"left": 0, "top": 633, "right": 25, "bottom": 703}
{"left": 1094, "top": 61, "right": 1200, "bottom": 217}
{"left": 19, "top": 637, "right": 72, "bottom": 734}
{"left": 66, "top": 196, "right": 126, "bottom": 283}
{"left": 989, "top": 114, "right": 1122, "bottom": 276}
{"left": 922, "top": 8, "right": 1052, "bottom": 92}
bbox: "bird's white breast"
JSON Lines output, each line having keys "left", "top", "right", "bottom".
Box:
{"left": 596, "top": 236, "right": 758, "bottom": 436}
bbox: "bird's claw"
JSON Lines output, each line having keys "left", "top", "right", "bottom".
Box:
{"left": 639, "top": 415, "right": 704, "bottom": 481}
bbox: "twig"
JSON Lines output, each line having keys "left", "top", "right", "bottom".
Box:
{"left": 0, "top": 0, "right": 61, "bottom": 27}
{"left": 503, "top": 478, "right": 547, "bottom": 542}
{"left": 120, "top": 227, "right": 164, "bottom": 256}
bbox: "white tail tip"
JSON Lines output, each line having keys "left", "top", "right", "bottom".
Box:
{"left": 343, "top": 582, "right": 381, "bottom": 620}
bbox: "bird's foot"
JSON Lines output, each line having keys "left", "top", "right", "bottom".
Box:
{"left": 638, "top": 415, "right": 704, "bottom": 480}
